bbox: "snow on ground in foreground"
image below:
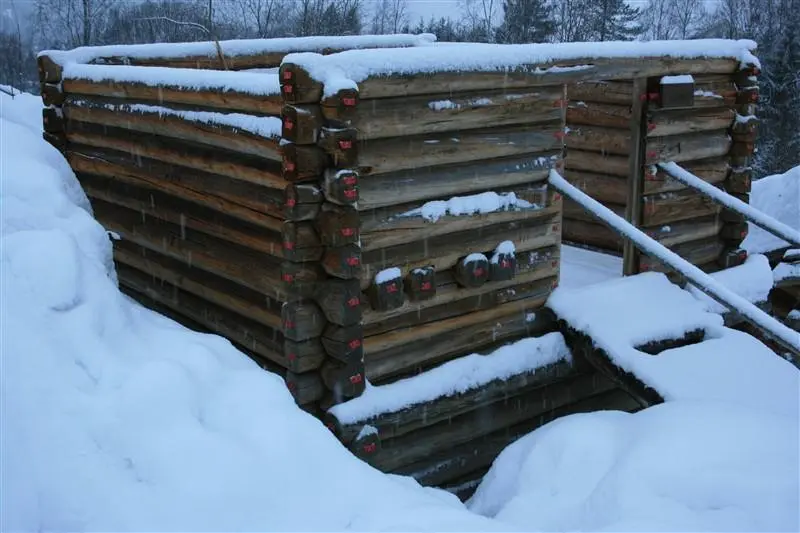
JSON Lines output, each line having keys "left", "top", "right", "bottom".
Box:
{"left": 0, "top": 88, "right": 503, "bottom": 532}
{"left": 469, "top": 400, "right": 799, "bottom": 532}
{"left": 743, "top": 165, "right": 800, "bottom": 254}
{"left": 686, "top": 253, "right": 774, "bottom": 314}
{"left": 559, "top": 245, "right": 621, "bottom": 289}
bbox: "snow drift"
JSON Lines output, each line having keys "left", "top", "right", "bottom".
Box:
{"left": 743, "top": 165, "right": 800, "bottom": 254}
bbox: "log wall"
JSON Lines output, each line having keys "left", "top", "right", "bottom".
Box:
{"left": 563, "top": 63, "right": 759, "bottom": 274}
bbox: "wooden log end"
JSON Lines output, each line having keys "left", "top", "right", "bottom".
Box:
{"left": 284, "top": 182, "right": 323, "bottom": 221}
{"left": 405, "top": 266, "right": 436, "bottom": 301}
{"left": 315, "top": 279, "right": 363, "bottom": 327}
{"left": 321, "top": 323, "right": 364, "bottom": 364}
{"left": 720, "top": 222, "right": 749, "bottom": 243}
{"left": 490, "top": 243, "right": 517, "bottom": 282}
{"left": 284, "top": 370, "right": 324, "bottom": 405}
{"left": 42, "top": 131, "right": 67, "bottom": 153}
{"left": 281, "top": 300, "right": 326, "bottom": 341}
{"left": 321, "top": 357, "right": 366, "bottom": 400}
{"left": 278, "top": 62, "right": 322, "bottom": 105}
{"left": 280, "top": 142, "right": 327, "bottom": 182}
{"left": 717, "top": 247, "right": 748, "bottom": 269}
{"left": 725, "top": 169, "right": 752, "bottom": 195}
{"left": 281, "top": 261, "right": 325, "bottom": 299}
{"left": 736, "top": 87, "right": 760, "bottom": 105}
{"left": 282, "top": 221, "right": 323, "bottom": 262}
{"left": 318, "top": 127, "right": 359, "bottom": 167}
{"left": 42, "top": 106, "right": 64, "bottom": 133}
{"left": 281, "top": 104, "right": 321, "bottom": 145}
{"left": 322, "top": 244, "right": 363, "bottom": 280}
{"left": 316, "top": 205, "right": 360, "bottom": 247}
{"left": 40, "top": 82, "right": 65, "bottom": 107}
{"left": 37, "top": 54, "right": 62, "bottom": 83}
{"left": 369, "top": 268, "right": 405, "bottom": 311}
{"left": 321, "top": 88, "right": 360, "bottom": 120}
{"left": 283, "top": 338, "right": 326, "bottom": 373}
{"left": 323, "top": 169, "right": 359, "bottom": 206}
{"left": 348, "top": 425, "right": 380, "bottom": 461}
{"left": 456, "top": 253, "right": 490, "bottom": 288}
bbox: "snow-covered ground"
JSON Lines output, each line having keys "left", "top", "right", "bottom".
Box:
{"left": 2, "top": 87, "right": 798, "bottom": 532}
{"left": 743, "top": 165, "right": 800, "bottom": 254}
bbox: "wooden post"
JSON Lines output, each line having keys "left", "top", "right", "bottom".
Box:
{"left": 623, "top": 77, "right": 648, "bottom": 276}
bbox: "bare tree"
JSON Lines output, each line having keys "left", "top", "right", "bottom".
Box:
{"left": 369, "top": 0, "right": 408, "bottom": 34}
{"left": 669, "top": 0, "right": 704, "bottom": 39}
{"left": 461, "top": 0, "right": 499, "bottom": 42}
{"left": 33, "top": 0, "right": 113, "bottom": 48}
{"left": 640, "top": 0, "right": 676, "bottom": 40}
{"left": 552, "top": 0, "right": 593, "bottom": 42}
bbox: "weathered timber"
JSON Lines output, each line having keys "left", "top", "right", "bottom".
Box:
{"left": 322, "top": 244, "right": 363, "bottom": 279}
{"left": 364, "top": 283, "right": 556, "bottom": 382}
{"left": 639, "top": 237, "right": 725, "bottom": 273}
{"left": 336, "top": 57, "right": 739, "bottom": 101}
{"left": 642, "top": 188, "right": 719, "bottom": 227}
{"left": 351, "top": 122, "right": 563, "bottom": 176}
{"left": 316, "top": 205, "right": 360, "bottom": 247}
{"left": 645, "top": 130, "right": 732, "bottom": 165}
{"left": 725, "top": 167, "right": 752, "bottom": 194}
{"left": 281, "top": 300, "right": 327, "bottom": 342}
{"left": 284, "top": 182, "right": 323, "bottom": 221}
{"left": 455, "top": 254, "right": 490, "bottom": 288}
{"left": 279, "top": 62, "right": 323, "bottom": 104}
{"left": 564, "top": 198, "right": 626, "bottom": 223}
{"left": 348, "top": 427, "right": 381, "bottom": 461}
{"left": 369, "top": 274, "right": 405, "bottom": 311}
{"left": 321, "top": 357, "right": 367, "bottom": 399}
{"left": 43, "top": 106, "right": 64, "bottom": 133}
{"left": 62, "top": 77, "right": 283, "bottom": 116}
{"left": 406, "top": 266, "right": 436, "bottom": 301}
{"left": 720, "top": 222, "right": 749, "bottom": 242}
{"left": 41, "top": 82, "right": 65, "bottom": 106}
{"left": 635, "top": 328, "right": 706, "bottom": 355}
{"left": 315, "top": 279, "right": 363, "bottom": 326}
{"left": 369, "top": 371, "right": 617, "bottom": 471}
{"left": 563, "top": 218, "right": 623, "bottom": 252}
{"left": 623, "top": 77, "right": 648, "bottom": 276}
{"left": 569, "top": 80, "right": 633, "bottom": 104}
{"left": 328, "top": 359, "right": 574, "bottom": 444}
{"left": 285, "top": 371, "right": 325, "bottom": 405}
{"left": 113, "top": 261, "right": 319, "bottom": 371}
{"left": 280, "top": 142, "right": 328, "bottom": 181}
{"left": 281, "top": 104, "right": 322, "bottom": 145}
{"left": 356, "top": 152, "right": 556, "bottom": 210}
{"left": 65, "top": 124, "right": 285, "bottom": 189}
{"left": 43, "top": 131, "right": 67, "bottom": 152}
{"left": 399, "top": 387, "right": 639, "bottom": 487}
{"left": 63, "top": 96, "right": 283, "bottom": 161}
{"left": 730, "top": 115, "right": 758, "bottom": 142}
{"left": 78, "top": 172, "right": 286, "bottom": 253}
{"left": 659, "top": 77, "right": 695, "bottom": 109}
{"left": 281, "top": 261, "right": 326, "bottom": 299}
{"left": 324, "top": 86, "right": 564, "bottom": 141}
{"left": 647, "top": 106, "right": 734, "bottom": 137}
{"left": 717, "top": 247, "right": 748, "bottom": 269}
{"left": 317, "top": 127, "right": 359, "bottom": 167}
{"left": 323, "top": 169, "right": 359, "bottom": 206}
{"left": 643, "top": 215, "right": 723, "bottom": 247}
{"left": 37, "top": 54, "right": 62, "bottom": 83}
{"left": 321, "top": 88, "right": 360, "bottom": 117}
{"left": 564, "top": 125, "right": 630, "bottom": 155}
{"left": 359, "top": 212, "right": 561, "bottom": 288}
{"left": 567, "top": 101, "right": 630, "bottom": 129}
{"left": 736, "top": 86, "right": 759, "bottom": 105}
{"left": 490, "top": 248, "right": 517, "bottom": 281}
{"left": 90, "top": 199, "right": 290, "bottom": 298}
{"left": 281, "top": 221, "right": 324, "bottom": 262}
{"left": 643, "top": 157, "right": 729, "bottom": 196}
{"left": 67, "top": 148, "right": 286, "bottom": 226}
{"left": 729, "top": 140, "right": 755, "bottom": 158}
{"left": 564, "top": 149, "right": 629, "bottom": 176}
{"left": 321, "top": 323, "right": 364, "bottom": 364}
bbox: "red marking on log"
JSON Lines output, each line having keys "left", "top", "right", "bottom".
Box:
{"left": 648, "top": 92, "right": 660, "bottom": 101}
{"left": 338, "top": 140, "right": 353, "bottom": 150}
{"left": 346, "top": 296, "right": 360, "bottom": 307}
{"left": 553, "top": 99, "right": 567, "bottom": 108}
{"left": 343, "top": 189, "right": 357, "bottom": 200}
{"left": 283, "top": 320, "right": 295, "bottom": 329}
{"left": 341, "top": 227, "right": 355, "bottom": 237}
{"left": 326, "top": 422, "right": 335, "bottom": 432}
{"left": 550, "top": 259, "right": 559, "bottom": 268}
{"left": 342, "top": 176, "right": 357, "bottom": 185}
{"left": 473, "top": 267, "right": 485, "bottom": 277}
{"left": 349, "top": 373, "right": 363, "bottom": 384}
{"left": 647, "top": 122, "right": 656, "bottom": 132}
{"left": 553, "top": 130, "right": 566, "bottom": 140}
{"left": 283, "top": 159, "right": 296, "bottom": 172}
{"left": 286, "top": 381, "right": 296, "bottom": 390}
{"left": 363, "top": 443, "right": 376, "bottom": 453}
{"left": 646, "top": 151, "right": 657, "bottom": 159}
{"left": 345, "top": 256, "right": 360, "bottom": 266}
{"left": 342, "top": 97, "right": 357, "bottom": 107}
{"left": 421, "top": 281, "right": 432, "bottom": 291}
{"left": 348, "top": 339, "right": 362, "bottom": 350}
{"left": 552, "top": 193, "right": 562, "bottom": 202}
{"left": 283, "top": 70, "right": 292, "bottom": 80}
{"left": 386, "top": 283, "right": 399, "bottom": 293}
{"left": 285, "top": 197, "right": 297, "bottom": 207}
{"left": 283, "top": 118, "right": 294, "bottom": 131}
{"left": 283, "top": 241, "right": 295, "bottom": 250}
{"left": 287, "top": 352, "right": 296, "bottom": 361}
{"left": 282, "top": 273, "right": 294, "bottom": 283}
{"left": 551, "top": 279, "right": 559, "bottom": 289}
{"left": 283, "top": 84, "right": 293, "bottom": 94}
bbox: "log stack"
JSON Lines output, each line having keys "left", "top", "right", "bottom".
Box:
{"left": 563, "top": 59, "right": 760, "bottom": 274}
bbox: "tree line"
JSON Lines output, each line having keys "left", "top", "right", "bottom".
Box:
{"left": 1, "top": 0, "right": 797, "bottom": 175}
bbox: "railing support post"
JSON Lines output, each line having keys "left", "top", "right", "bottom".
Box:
{"left": 623, "top": 77, "right": 649, "bottom": 276}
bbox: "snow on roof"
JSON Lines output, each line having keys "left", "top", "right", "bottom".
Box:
{"left": 40, "top": 33, "right": 437, "bottom": 66}
{"left": 329, "top": 333, "right": 571, "bottom": 424}
{"left": 284, "top": 39, "right": 758, "bottom": 94}
{"left": 660, "top": 74, "right": 694, "bottom": 84}
{"left": 62, "top": 63, "right": 281, "bottom": 96}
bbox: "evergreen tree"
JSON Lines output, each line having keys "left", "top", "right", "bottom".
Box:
{"left": 589, "top": 0, "right": 641, "bottom": 41}
{"left": 496, "top": 0, "right": 555, "bottom": 43}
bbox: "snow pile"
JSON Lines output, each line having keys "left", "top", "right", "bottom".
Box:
{"left": 686, "top": 254, "right": 773, "bottom": 314}
{"left": 284, "top": 39, "right": 758, "bottom": 95}
{"left": 63, "top": 63, "right": 282, "bottom": 95}
{"left": 743, "top": 165, "right": 800, "bottom": 254}
{"left": 329, "top": 333, "right": 571, "bottom": 424}
{"left": 375, "top": 266, "right": 402, "bottom": 284}
{"left": 95, "top": 100, "right": 282, "bottom": 138}
{"left": 0, "top": 89, "right": 505, "bottom": 532}
{"left": 42, "top": 33, "right": 437, "bottom": 66}
{"left": 661, "top": 74, "right": 694, "bottom": 84}
{"left": 560, "top": 245, "right": 622, "bottom": 289}
{"left": 469, "top": 400, "right": 799, "bottom": 531}
{"left": 400, "top": 191, "right": 534, "bottom": 222}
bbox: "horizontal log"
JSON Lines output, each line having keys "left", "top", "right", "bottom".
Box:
{"left": 316, "top": 205, "right": 360, "bottom": 248}
{"left": 78, "top": 171, "right": 285, "bottom": 254}
{"left": 37, "top": 54, "right": 63, "bottom": 83}
{"left": 43, "top": 106, "right": 64, "bottom": 133}
{"left": 64, "top": 123, "right": 285, "bottom": 190}
{"left": 321, "top": 357, "right": 366, "bottom": 399}
{"left": 645, "top": 130, "right": 731, "bottom": 165}
{"left": 565, "top": 124, "right": 630, "bottom": 155}
{"left": 563, "top": 198, "right": 625, "bottom": 223}
{"left": 647, "top": 106, "right": 734, "bottom": 137}
{"left": 642, "top": 188, "right": 720, "bottom": 226}
{"left": 562, "top": 218, "right": 623, "bottom": 252}
{"left": 63, "top": 95, "right": 282, "bottom": 162}
{"left": 642, "top": 215, "right": 723, "bottom": 247}
{"left": 43, "top": 131, "right": 66, "bottom": 152}
{"left": 281, "top": 221, "right": 324, "bottom": 262}
{"left": 357, "top": 152, "right": 556, "bottom": 210}
{"left": 283, "top": 182, "right": 323, "bottom": 221}
{"left": 567, "top": 101, "right": 630, "bottom": 129}
{"left": 323, "top": 169, "right": 359, "bottom": 206}
{"left": 725, "top": 167, "right": 751, "bottom": 194}
{"left": 324, "top": 87, "right": 565, "bottom": 141}
{"left": 281, "top": 104, "right": 322, "bottom": 145}
{"left": 321, "top": 323, "right": 364, "bottom": 365}
{"left": 285, "top": 371, "right": 325, "bottom": 405}
{"left": 281, "top": 300, "right": 327, "bottom": 342}
{"left": 280, "top": 261, "right": 326, "bottom": 299}
{"left": 569, "top": 80, "right": 632, "bottom": 105}
{"left": 66, "top": 148, "right": 285, "bottom": 227}
{"left": 62, "top": 77, "right": 283, "bottom": 116}
{"left": 362, "top": 261, "right": 559, "bottom": 337}
{"left": 322, "top": 244, "right": 363, "bottom": 280}
{"left": 360, "top": 212, "right": 561, "bottom": 288}
{"left": 640, "top": 236, "right": 725, "bottom": 273}
{"left": 564, "top": 149, "right": 628, "bottom": 176}
{"left": 397, "top": 387, "right": 639, "bottom": 486}
{"left": 90, "top": 199, "right": 290, "bottom": 299}
{"left": 364, "top": 285, "right": 556, "bottom": 382}
{"left": 41, "top": 82, "right": 65, "bottom": 106}
{"left": 280, "top": 142, "right": 328, "bottom": 182}
{"left": 328, "top": 359, "right": 575, "bottom": 443}
{"left": 369, "top": 371, "right": 617, "bottom": 471}
{"left": 315, "top": 279, "right": 363, "bottom": 327}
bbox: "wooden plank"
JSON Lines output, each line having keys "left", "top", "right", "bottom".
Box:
{"left": 564, "top": 198, "right": 626, "bottom": 222}
{"left": 623, "top": 77, "right": 647, "bottom": 276}
{"left": 328, "top": 359, "right": 575, "bottom": 443}
{"left": 63, "top": 95, "right": 282, "bottom": 161}
{"left": 564, "top": 149, "right": 629, "bottom": 177}
{"left": 324, "top": 86, "right": 564, "bottom": 141}
{"left": 569, "top": 80, "right": 633, "bottom": 105}
{"left": 349, "top": 122, "right": 563, "bottom": 177}
{"left": 369, "top": 371, "right": 618, "bottom": 471}
{"left": 363, "top": 260, "right": 559, "bottom": 337}
{"left": 639, "top": 236, "right": 725, "bottom": 272}
{"left": 645, "top": 130, "right": 732, "bottom": 165}
{"left": 358, "top": 152, "right": 556, "bottom": 210}
{"left": 644, "top": 157, "right": 729, "bottom": 196}
{"left": 364, "top": 287, "right": 556, "bottom": 382}
{"left": 642, "top": 215, "right": 723, "bottom": 247}
{"left": 359, "top": 212, "right": 561, "bottom": 288}
{"left": 567, "top": 101, "right": 630, "bottom": 129}
{"left": 64, "top": 124, "right": 285, "bottom": 189}
{"left": 647, "top": 106, "right": 734, "bottom": 137}
{"left": 563, "top": 218, "right": 623, "bottom": 252}
{"left": 62, "top": 77, "right": 284, "bottom": 116}
{"left": 78, "top": 172, "right": 286, "bottom": 254}
{"left": 642, "top": 188, "right": 720, "bottom": 227}
{"left": 564, "top": 124, "right": 630, "bottom": 156}
{"left": 66, "top": 148, "right": 285, "bottom": 227}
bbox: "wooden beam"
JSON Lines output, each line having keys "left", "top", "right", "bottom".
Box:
{"left": 623, "top": 77, "right": 647, "bottom": 276}
{"left": 567, "top": 101, "right": 630, "bottom": 129}
{"left": 647, "top": 106, "right": 734, "bottom": 137}
{"left": 565, "top": 124, "right": 630, "bottom": 156}
{"left": 641, "top": 188, "right": 720, "bottom": 227}
{"left": 565, "top": 149, "right": 629, "bottom": 177}
{"left": 645, "top": 130, "right": 732, "bottom": 165}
